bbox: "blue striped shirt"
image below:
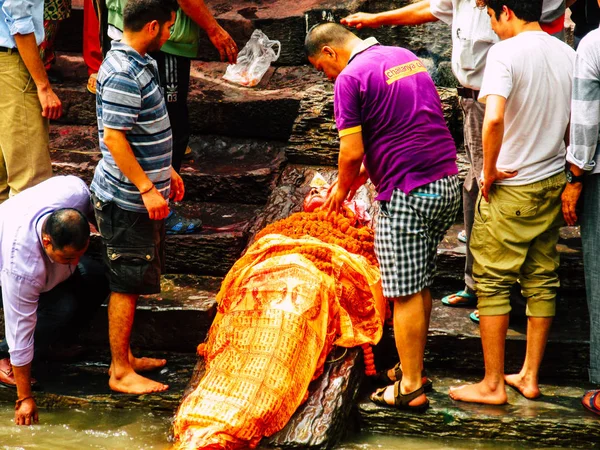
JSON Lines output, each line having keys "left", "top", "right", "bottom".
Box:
{"left": 91, "top": 41, "right": 172, "bottom": 213}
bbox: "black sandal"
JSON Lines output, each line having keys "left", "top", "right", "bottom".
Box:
{"left": 373, "top": 362, "right": 433, "bottom": 393}
{"left": 370, "top": 381, "right": 430, "bottom": 413}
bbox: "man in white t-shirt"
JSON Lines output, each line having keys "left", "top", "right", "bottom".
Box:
{"left": 448, "top": 0, "right": 575, "bottom": 405}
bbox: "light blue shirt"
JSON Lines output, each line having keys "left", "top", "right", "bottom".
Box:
{"left": 0, "top": 0, "right": 44, "bottom": 49}
{"left": 0, "top": 176, "right": 92, "bottom": 366}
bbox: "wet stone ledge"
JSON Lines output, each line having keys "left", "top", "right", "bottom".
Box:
{"left": 357, "top": 374, "right": 600, "bottom": 449}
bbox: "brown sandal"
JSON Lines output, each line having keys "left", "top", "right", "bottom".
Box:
{"left": 373, "top": 362, "right": 433, "bottom": 393}
{"left": 370, "top": 381, "right": 430, "bottom": 412}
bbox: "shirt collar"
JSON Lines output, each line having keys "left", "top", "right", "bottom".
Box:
{"left": 348, "top": 37, "right": 380, "bottom": 64}
{"left": 110, "top": 40, "right": 152, "bottom": 66}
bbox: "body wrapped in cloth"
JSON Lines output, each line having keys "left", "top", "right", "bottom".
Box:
{"left": 173, "top": 211, "right": 385, "bottom": 449}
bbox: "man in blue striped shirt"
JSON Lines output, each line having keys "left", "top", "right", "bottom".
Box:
{"left": 91, "top": 0, "right": 181, "bottom": 395}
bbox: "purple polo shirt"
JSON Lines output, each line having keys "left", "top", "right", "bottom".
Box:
{"left": 334, "top": 43, "right": 458, "bottom": 201}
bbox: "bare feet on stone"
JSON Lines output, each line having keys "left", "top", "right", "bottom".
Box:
{"left": 449, "top": 381, "right": 508, "bottom": 405}
{"left": 108, "top": 368, "right": 169, "bottom": 394}
{"left": 504, "top": 373, "right": 541, "bottom": 399}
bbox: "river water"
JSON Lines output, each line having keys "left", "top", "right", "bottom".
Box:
{"left": 0, "top": 404, "right": 556, "bottom": 450}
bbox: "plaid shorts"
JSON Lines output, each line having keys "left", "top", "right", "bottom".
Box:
{"left": 375, "top": 175, "right": 461, "bottom": 298}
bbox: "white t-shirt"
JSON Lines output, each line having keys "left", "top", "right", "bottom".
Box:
{"left": 479, "top": 31, "right": 575, "bottom": 186}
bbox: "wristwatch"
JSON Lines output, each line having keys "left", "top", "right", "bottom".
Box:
{"left": 566, "top": 169, "right": 584, "bottom": 184}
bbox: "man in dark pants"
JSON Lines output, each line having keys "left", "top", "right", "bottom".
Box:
{"left": 0, "top": 175, "right": 108, "bottom": 425}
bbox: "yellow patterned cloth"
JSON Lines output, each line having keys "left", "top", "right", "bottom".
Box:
{"left": 173, "top": 228, "right": 384, "bottom": 449}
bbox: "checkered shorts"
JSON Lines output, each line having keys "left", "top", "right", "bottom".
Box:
{"left": 375, "top": 175, "right": 461, "bottom": 298}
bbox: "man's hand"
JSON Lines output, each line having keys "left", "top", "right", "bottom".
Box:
{"left": 323, "top": 185, "right": 347, "bottom": 214}
{"left": 208, "top": 25, "right": 238, "bottom": 63}
{"left": 15, "top": 397, "right": 38, "bottom": 426}
{"left": 341, "top": 12, "right": 380, "bottom": 29}
{"left": 481, "top": 168, "right": 517, "bottom": 202}
{"left": 562, "top": 182, "right": 583, "bottom": 226}
{"left": 170, "top": 168, "right": 185, "bottom": 202}
{"left": 37, "top": 85, "right": 62, "bottom": 120}
{"left": 142, "top": 187, "right": 170, "bottom": 220}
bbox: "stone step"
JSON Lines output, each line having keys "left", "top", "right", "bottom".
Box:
{"left": 50, "top": 125, "right": 287, "bottom": 205}
{"left": 0, "top": 274, "right": 220, "bottom": 355}
{"left": 50, "top": 54, "right": 317, "bottom": 142}
{"left": 356, "top": 374, "right": 600, "bottom": 449}
{"left": 436, "top": 224, "right": 584, "bottom": 292}
{"left": 80, "top": 273, "right": 220, "bottom": 353}
{"left": 85, "top": 202, "right": 262, "bottom": 277}
{"left": 375, "top": 288, "right": 590, "bottom": 381}
{"left": 49, "top": 53, "right": 464, "bottom": 166}
{"left": 0, "top": 351, "right": 196, "bottom": 412}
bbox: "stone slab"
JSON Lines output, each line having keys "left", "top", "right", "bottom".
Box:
{"left": 49, "top": 125, "right": 287, "bottom": 204}
{"left": 0, "top": 274, "right": 221, "bottom": 354}
{"left": 180, "top": 347, "right": 365, "bottom": 449}
{"left": 357, "top": 374, "right": 600, "bottom": 449}
{"left": 50, "top": 55, "right": 319, "bottom": 142}
{"left": 79, "top": 274, "right": 221, "bottom": 353}
{"left": 0, "top": 352, "right": 196, "bottom": 412}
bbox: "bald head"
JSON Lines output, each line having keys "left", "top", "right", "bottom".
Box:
{"left": 43, "top": 208, "right": 90, "bottom": 251}
{"left": 305, "top": 23, "right": 357, "bottom": 58}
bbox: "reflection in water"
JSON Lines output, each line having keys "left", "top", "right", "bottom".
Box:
{"left": 0, "top": 404, "right": 560, "bottom": 450}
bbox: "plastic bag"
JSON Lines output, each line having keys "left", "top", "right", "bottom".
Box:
{"left": 223, "top": 30, "right": 281, "bottom": 87}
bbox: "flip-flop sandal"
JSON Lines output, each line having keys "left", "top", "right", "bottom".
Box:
{"left": 469, "top": 311, "right": 480, "bottom": 324}
{"left": 165, "top": 211, "right": 203, "bottom": 235}
{"left": 457, "top": 230, "right": 468, "bottom": 243}
{"left": 0, "top": 361, "right": 37, "bottom": 389}
{"left": 370, "top": 381, "right": 429, "bottom": 413}
{"left": 441, "top": 290, "right": 478, "bottom": 307}
{"left": 373, "top": 362, "right": 433, "bottom": 393}
{"left": 582, "top": 390, "right": 600, "bottom": 416}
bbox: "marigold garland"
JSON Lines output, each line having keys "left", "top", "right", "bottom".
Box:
{"left": 255, "top": 211, "right": 377, "bottom": 267}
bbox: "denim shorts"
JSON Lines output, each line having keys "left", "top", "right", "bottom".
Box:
{"left": 92, "top": 194, "right": 165, "bottom": 295}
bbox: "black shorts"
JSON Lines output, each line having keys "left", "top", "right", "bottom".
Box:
{"left": 92, "top": 194, "right": 165, "bottom": 295}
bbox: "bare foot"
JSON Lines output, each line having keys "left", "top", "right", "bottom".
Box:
{"left": 504, "top": 373, "right": 541, "bottom": 399}
{"left": 109, "top": 369, "right": 169, "bottom": 394}
{"left": 449, "top": 381, "right": 508, "bottom": 405}
{"left": 131, "top": 356, "right": 167, "bottom": 373}
{"left": 108, "top": 356, "right": 166, "bottom": 376}
{"left": 377, "top": 383, "right": 428, "bottom": 407}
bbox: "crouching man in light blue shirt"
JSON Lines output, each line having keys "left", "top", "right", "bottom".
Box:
{"left": 0, "top": 176, "right": 108, "bottom": 425}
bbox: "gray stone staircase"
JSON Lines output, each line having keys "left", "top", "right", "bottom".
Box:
{"left": 1, "top": 0, "right": 597, "bottom": 448}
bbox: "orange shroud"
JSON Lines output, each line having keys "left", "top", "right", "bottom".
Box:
{"left": 173, "top": 212, "right": 385, "bottom": 449}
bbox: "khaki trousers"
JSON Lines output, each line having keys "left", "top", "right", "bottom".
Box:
{"left": 0, "top": 51, "right": 52, "bottom": 202}
{"left": 471, "top": 172, "right": 566, "bottom": 317}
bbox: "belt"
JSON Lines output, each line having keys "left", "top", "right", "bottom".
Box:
{"left": 0, "top": 46, "right": 17, "bottom": 54}
{"left": 457, "top": 86, "right": 479, "bottom": 100}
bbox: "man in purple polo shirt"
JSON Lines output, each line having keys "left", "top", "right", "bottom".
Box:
{"left": 305, "top": 23, "right": 460, "bottom": 412}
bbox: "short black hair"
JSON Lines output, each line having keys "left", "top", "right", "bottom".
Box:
{"left": 43, "top": 208, "right": 90, "bottom": 251}
{"left": 482, "top": 0, "right": 543, "bottom": 23}
{"left": 305, "top": 22, "right": 356, "bottom": 58}
{"left": 123, "top": 0, "right": 179, "bottom": 32}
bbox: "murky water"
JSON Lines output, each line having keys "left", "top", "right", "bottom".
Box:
{"left": 0, "top": 405, "right": 557, "bottom": 450}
